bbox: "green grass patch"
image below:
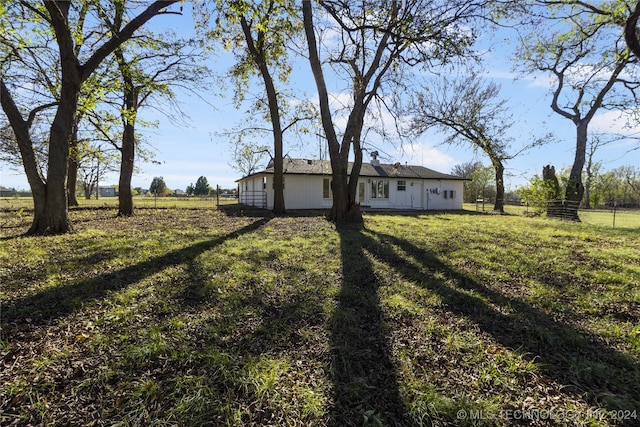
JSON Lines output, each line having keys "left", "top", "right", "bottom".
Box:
{"left": 1, "top": 208, "right": 638, "bottom": 426}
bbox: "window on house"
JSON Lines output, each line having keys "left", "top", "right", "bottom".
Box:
{"left": 444, "top": 190, "right": 455, "bottom": 199}
{"left": 397, "top": 180, "right": 406, "bottom": 191}
{"left": 371, "top": 179, "right": 389, "bottom": 199}
{"left": 323, "top": 178, "right": 332, "bottom": 199}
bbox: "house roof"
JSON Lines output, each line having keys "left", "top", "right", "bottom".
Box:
{"left": 238, "top": 158, "right": 466, "bottom": 181}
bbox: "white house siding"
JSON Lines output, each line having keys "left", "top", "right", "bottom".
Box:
{"left": 292, "top": 175, "right": 333, "bottom": 209}
{"left": 422, "top": 180, "right": 464, "bottom": 210}
{"left": 264, "top": 174, "right": 330, "bottom": 210}
{"left": 239, "top": 175, "right": 266, "bottom": 208}
{"left": 238, "top": 173, "right": 464, "bottom": 211}
{"left": 362, "top": 178, "right": 463, "bottom": 210}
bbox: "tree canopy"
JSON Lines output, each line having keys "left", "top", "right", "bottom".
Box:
{"left": 1, "top": 0, "right": 181, "bottom": 234}
{"left": 514, "top": 0, "right": 639, "bottom": 211}
{"left": 408, "top": 73, "right": 544, "bottom": 212}
{"left": 149, "top": 176, "right": 168, "bottom": 195}
{"left": 193, "top": 176, "right": 211, "bottom": 196}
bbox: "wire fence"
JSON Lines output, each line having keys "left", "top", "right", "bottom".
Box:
{"left": 578, "top": 208, "right": 640, "bottom": 229}
{"left": 500, "top": 202, "right": 640, "bottom": 229}
{"left": 4, "top": 196, "right": 638, "bottom": 229}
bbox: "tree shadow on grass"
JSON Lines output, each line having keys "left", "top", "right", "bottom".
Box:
{"left": 329, "top": 224, "right": 409, "bottom": 426}
{"left": 1, "top": 217, "right": 272, "bottom": 330}
{"left": 363, "top": 228, "right": 640, "bottom": 415}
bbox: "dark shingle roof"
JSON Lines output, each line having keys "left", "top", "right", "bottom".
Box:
{"left": 242, "top": 158, "right": 465, "bottom": 180}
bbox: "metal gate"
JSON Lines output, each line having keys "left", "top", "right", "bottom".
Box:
{"left": 239, "top": 190, "right": 267, "bottom": 209}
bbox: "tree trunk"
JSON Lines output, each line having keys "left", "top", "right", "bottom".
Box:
{"left": 67, "top": 155, "right": 79, "bottom": 207}
{"left": 67, "top": 117, "right": 80, "bottom": 207}
{"left": 84, "top": 183, "right": 94, "bottom": 200}
{"left": 565, "top": 122, "right": 587, "bottom": 206}
{"left": 117, "top": 56, "right": 138, "bottom": 217}
{"left": 303, "top": 0, "right": 362, "bottom": 223}
{"left": 492, "top": 160, "right": 505, "bottom": 213}
{"left": 347, "top": 118, "right": 364, "bottom": 207}
{"left": 542, "top": 165, "right": 561, "bottom": 200}
{"left": 0, "top": 80, "right": 47, "bottom": 231}
{"left": 40, "top": 93, "right": 77, "bottom": 233}
{"left": 328, "top": 158, "right": 350, "bottom": 222}
{"left": 584, "top": 168, "right": 592, "bottom": 209}
{"left": 625, "top": 2, "right": 640, "bottom": 58}
{"left": 21, "top": 1, "right": 79, "bottom": 234}
{"left": 240, "top": 17, "right": 285, "bottom": 215}
{"left": 272, "top": 146, "right": 285, "bottom": 214}
{"left": 34, "top": 67, "right": 81, "bottom": 233}
{"left": 2, "top": 69, "right": 75, "bottom": 234}
{"left": 261, "top": 66, "right": 285, "bottom": 214}
{"left": 118, "top": 113, "right": 136, "bottom": 216}
{"left": 330, "top": 123, "right": 363, "bottom": 223}
{"left": 347, "top": 143, "right": 363, "bottom": 208}
{"left": 583, "top": 138, "right": 597, "bottom": 210}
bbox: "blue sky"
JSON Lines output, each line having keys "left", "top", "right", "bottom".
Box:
{"left": 1, "top": 3, "right": 638, "bottom": 193}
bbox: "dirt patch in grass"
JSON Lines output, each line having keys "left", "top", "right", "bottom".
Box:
{"left": 1, "top": 208, "right": 639, "bottom": 426}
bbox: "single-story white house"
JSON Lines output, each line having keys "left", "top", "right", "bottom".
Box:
{"left": 236, "top": 156, "right": 467, "bottom": 211}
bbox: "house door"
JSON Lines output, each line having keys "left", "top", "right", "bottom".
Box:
{"left": 411, "top": 182, "right": 422, "bottom": 209}
{"left": 358, "top": 182, "right": 366, "bottom": 205}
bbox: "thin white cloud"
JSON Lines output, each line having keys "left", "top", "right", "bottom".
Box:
{"left": 398, "top": 142, "right": 458, "bottom": 172}
{"left": 522, "top": 73, "right": 557, "bottom": 89}
{"left": 485, "top": 69, "right": 519, "bottom": 80}
{"left": 591, "top": 110, "right": 640, "bottom": 136}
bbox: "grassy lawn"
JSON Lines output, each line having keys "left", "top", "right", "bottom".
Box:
{"left": 1, "top": 207, "right": 639, "bottom": 426}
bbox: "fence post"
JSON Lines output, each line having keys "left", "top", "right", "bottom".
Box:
{"left": 216, "top": 185, "right": 220, "bottom": 209}
{"left": 613, "top": 202, "right": 617, "bottom": 228}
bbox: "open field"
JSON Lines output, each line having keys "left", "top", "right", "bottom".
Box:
{"left": 1, "top": 207, "right": 639, "bottom": 426}
{"left": 1, "top": 196, "right": 237, "bottom": 211}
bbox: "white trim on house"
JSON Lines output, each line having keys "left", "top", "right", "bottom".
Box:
{"left": 236, "top": 158, "right": 467, "bottom": 211}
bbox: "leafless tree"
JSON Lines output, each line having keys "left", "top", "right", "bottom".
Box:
{"left": 409, "top": 74, "right": 543, "bottom": 212}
